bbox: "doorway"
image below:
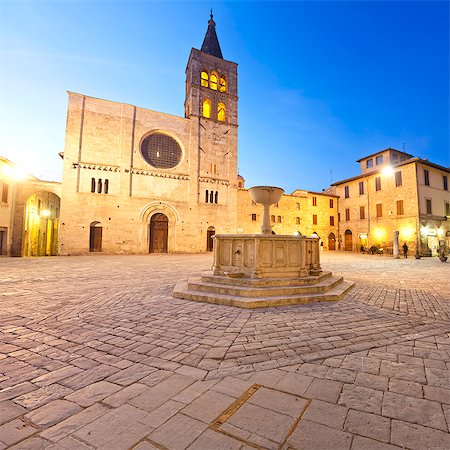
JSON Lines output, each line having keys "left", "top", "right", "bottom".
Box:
{"left": 150, "top": 213, "right": 168, "bottom": 253}
{"left": 89, "top": 222, "right": 102, "bottom": 252}
{"left": 344, "top": 229, "right": 353, "bottom": 251}
{"left": 328, "top": 232, "right": 336, "bottom": 250}
{"left": 206, "top": 226, "right": 215, "bottom": 251}
{"left": 0, "top": 228, "right": 6, "bottom": 255}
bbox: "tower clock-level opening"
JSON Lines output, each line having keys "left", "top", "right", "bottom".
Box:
{"left": 149, "top": 213, "right": 168, "bottom": 253}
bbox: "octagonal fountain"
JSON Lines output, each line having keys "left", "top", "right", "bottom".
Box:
{"left": 173, "top": 186, "right": 353, "bottom": 308}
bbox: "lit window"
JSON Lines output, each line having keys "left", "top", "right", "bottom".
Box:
{"left": 201, "top": 70, "right": 209, "bottom": 87}
{"left": 219, "top": 76, "right": 227, "bottom": 92}
{"left": 218, "top": 103, "right": 226, "bottom": 122}
{"left": 202, "top": 99, "right": 211, "bottom": 118}
{"left": 210, "top": 163, "right": 217, "bottom": 173}
{"left": 210, "top": 72, "right": 218, "bottom": 90}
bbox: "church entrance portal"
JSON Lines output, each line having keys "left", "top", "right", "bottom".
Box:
{"left": 207, "top": 226, "right": 215, "bottom": 251}
{"left": 89, "top": 222, "right": 102, "bottom": 252}
{"left": 328, "top": 232, "right": 336, "bottom": 250}
{"left": 150, "top": 213, "right": 168, "bottom": 253}
{"left": 344, "top": 229, "right": 353, "bottom": 251}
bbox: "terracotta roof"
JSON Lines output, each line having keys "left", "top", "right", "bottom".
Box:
{"left": 355, "top": 147, "right": 414, "bottom": 163}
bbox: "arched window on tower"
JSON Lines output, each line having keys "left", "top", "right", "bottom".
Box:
{"left": 201, "top": 70, "right": 209, "bottom": 87}
{"left": 219, "top": 76, "right": 227, "bottom": 92}
{"left": 202, "top": 99, "right": 211, "bottom": 118}
{"left": 210, "top": 72, "right": 218, "bottom": 90}
{"left": 91, "top": 178, "right": 96, "bottom": 193}
{"left": 104, "top": 179, "right": 109, "bottom": 194}
{"left": 218, "top": 103, "right": 226, "bottom": 122}
{"left": 97, "top": 179, "right": 102, "bottom": 194}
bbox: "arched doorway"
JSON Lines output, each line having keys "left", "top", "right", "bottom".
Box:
{"left": 206, "top": 226, "right": 215, "bottom": 252}
{"left": 22, "top": 191, "right": 60, "bottom": 256}
{"left": 328, "top": 232, "right": 336, "bottom": 250}
{"left": 344, "top": 229, "right": 353, "bottom": 251}
{"left": 150, "top": 213, "right": 168, "bottom": 253}
{"left": 89, "top": 222, "right": 102, "bottom": 252}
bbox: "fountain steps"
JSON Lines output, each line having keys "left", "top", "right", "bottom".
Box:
{"left": 173, "top": 273, "right": 354, "bottom": 308}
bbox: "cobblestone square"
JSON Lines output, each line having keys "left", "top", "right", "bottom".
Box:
{"left": 1, "top": 252, "right": 449, "bottom": 449}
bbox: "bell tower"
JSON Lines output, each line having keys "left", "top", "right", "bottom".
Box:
{"left": 185, "top": 12, "right": 238, "bottom": 127}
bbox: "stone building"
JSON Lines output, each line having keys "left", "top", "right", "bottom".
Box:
{"left": 237, "top": 187, "right": 339, "bottom": 251}
{"left": 0, "top": 156, "right": 60, "bottom": 256}
{"left": 327, "top": 148, "right": 450, "bottom": 255}
{"left": 59, "top": 14, "right": 239, "bottom": 255}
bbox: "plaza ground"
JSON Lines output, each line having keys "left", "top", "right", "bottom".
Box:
{"left": 0, "top": 252, "right": 449, "bottom": 449}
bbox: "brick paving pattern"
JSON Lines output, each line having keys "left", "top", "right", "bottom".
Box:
{"left": 0, "top": 252, "right": 449, "bottom": 449}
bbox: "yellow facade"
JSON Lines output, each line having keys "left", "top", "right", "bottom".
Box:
{"left": 330, "top": 148, "right": 450, "bottom": 255}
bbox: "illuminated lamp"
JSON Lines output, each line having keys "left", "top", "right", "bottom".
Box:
{"left": 41, "top": 210, "right": 51, "bottom": 217}
{"left": 1, "top": 164, "right": 28, "bottom": 180}
{"left": 381, "top": 166, "right": 394, "bottom": 176}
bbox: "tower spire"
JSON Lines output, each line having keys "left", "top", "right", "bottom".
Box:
{"left": 201, "top": 10, "right": 223, "bottom": 59}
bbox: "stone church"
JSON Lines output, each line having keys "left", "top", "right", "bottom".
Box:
{"left": 59, "top": 14, "right": 239, "bottom": 254}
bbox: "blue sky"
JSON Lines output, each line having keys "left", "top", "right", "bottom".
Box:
{"left": 0, "top": 0, "right": 448, "bottom": 193}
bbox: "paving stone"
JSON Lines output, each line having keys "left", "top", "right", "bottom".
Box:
{"left": 0, "top": 418, "right": 38, "bottom": 446}
{"left": 423, "top": 385, "right": 450, "bottom": 405}
{"left": 388, "top": 378, "right": 423, "bottom": 398}
{"left": 341, "top": 355, "right": 381, "bottom": 374}
{"left": 59, "top": 364, "right": 119, "bottom": 389}
{"left": 287, "top": 419, "right": 352, "bottom": 449}
{"left": 244, "top": 368, "right": 286, "bottom": 387}
{"left": 226, "top": 401, "right": 295, "bottom": 445}
{"left": 351, "top": 435, "right": 402, "bottom": 450}
{"left": 344, "top": 408, "right": 390, "bottom": 442}
{"left": 97, "top": 422, "right": 150, "bottom": 450}
{"left": 31, "top": 366, "right": 83, "bottom": 387}
{"left": 25, "top": 399, "right": 82, "bottom": 428}
{"left": 140, "top": 400, "right": 187, "bottom": 428}
{"left": 105, "top": 363, "right": 157, "bottom": 386}
{"left": 275, "top": 372, "right": 314, "bottom": 396}
{"left": 187, "top": 428, "right": 242, "bottom": 450}
{"left": 326, "top": 367, "right": 357, "bottom": 383}
{"left": 304, "top": 378, "right": 343, "bottom": 403}
{"left": 382, "top": 391, "right": 447, "bottom": 431}
{"left": 210, "top": 376, "right": 254, "bottom": 398}
{"left": 131, "top": 442, "right": 160, "bottom": 450}
{"left": 148, "top": 413, "right": 209, "bottom": 450}
{"left": 391, "top": 419, "right": 450, "bottom": 449}
{"left": 380, "top": 360, "right": 427, "bottom": 383}
{"left": 139, "top": 369, "right": 173, "bottom": 387}
{"left": 354, "top": 372, "right": 388, "bottom": 391}
{"left": 338, "top": 384, "right": 383, "bottom": 414}
{"left": 39, "top": 403, "right": 109, "bottom": 442}
{"left": 302, "top": 399, "right": 348, "bottom": 429}
{"left": 0, "top": 382, "right": 36, "bottom": 402}
{"left": 296, "top": 363, "right": 329, "bottom": 378}
{"left": 181, "top": 389, "right": 235, "bottom": 423}
{"left": 102, "top": 382, "right": 148, "bottom": 407}
{"left": 425, "top": 367, "right": 450, "bottom": 389}
{"left": 7, "top": 436, "right": 48, "bottom": 450}
{"left": 172, "top": 379, "right": 219, "bottom": 404}
{"left": 13, "top": 384, "right": 73, "bottom": 410}
{"left": 45, "top": 436, "right": 92, "bottom": 449}
{"left": 130, "top": 374, "right": 196, "bottom": 412}
{"left": 0, "top": 400, "right": 27, "bottom": 425}
{"left": 72, "top": 403, "right": 148, "bottom": 447}
{"left": 64, "top": 380, "right": 121, "bottom": 407}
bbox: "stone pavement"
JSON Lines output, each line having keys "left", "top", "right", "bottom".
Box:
{"left": 0, "top": 252, "right": 449, "bottom": 449}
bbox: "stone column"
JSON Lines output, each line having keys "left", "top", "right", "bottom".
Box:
{"left": 261, "top": 203, "right": 271, "bottom": 235}
{"left": 393, "top": 231, "right": 400, "bottom": 259}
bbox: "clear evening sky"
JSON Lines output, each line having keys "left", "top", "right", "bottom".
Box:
{"left": 0, "top": 1, "right": 448, "bottom": 193}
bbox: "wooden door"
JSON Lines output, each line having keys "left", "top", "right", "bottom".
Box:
{"left": 206, "top": 227, "right": 215, "bottom": 252}
{"left": 344, "top": 230, "right": 352, "bottom": 251}
{"left": 328, "top": 233, "right": 336, "bottom": 251}
{"left": 89, "top": 226, "right": 102, "bottom": 252}
{"left": 150, "top": 214, "right": 168, "bottom": 253}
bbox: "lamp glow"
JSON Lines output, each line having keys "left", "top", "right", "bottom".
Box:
{"left": 1, "top": 164, "right": 28, "bottom": 180}
{"left": 381, "top": 166, "right": 394, "bottom": 176}
{"left": 41, "top": 209, "right": 51, "bottom": 217}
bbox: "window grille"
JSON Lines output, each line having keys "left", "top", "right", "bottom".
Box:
{"left": 141, "top": 133, "right": 182, "bottom": 169}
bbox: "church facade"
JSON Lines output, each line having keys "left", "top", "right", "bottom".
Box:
{"left": 59, "top": 15, "right": 239, "bottom": 254}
